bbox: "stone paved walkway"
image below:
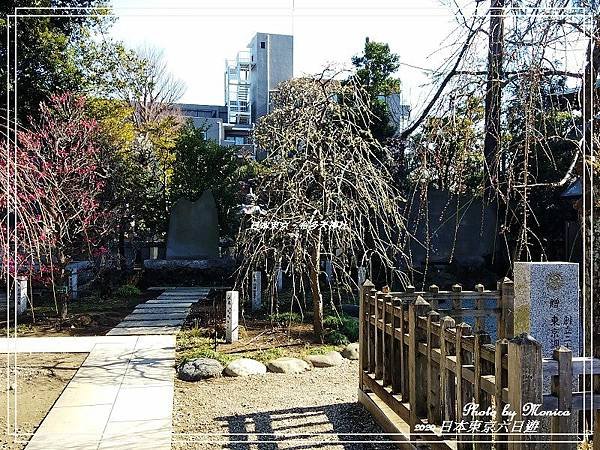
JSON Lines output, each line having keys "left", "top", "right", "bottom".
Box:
{"left": 107, "top": 287, "right": 210, "bottom": 336}
{"left": 2, "top": 287, "right": 210, "bottom": 449}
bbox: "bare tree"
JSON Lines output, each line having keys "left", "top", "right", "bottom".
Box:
{"left": 234, "top": 71, "right": 410, "bottom": 340}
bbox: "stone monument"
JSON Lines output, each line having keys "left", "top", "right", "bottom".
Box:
{"left": 513, "top": 262, "right": 580, "bottom": 357}
{"left": 166, "top": 190, "right": 219, "bottom": 260}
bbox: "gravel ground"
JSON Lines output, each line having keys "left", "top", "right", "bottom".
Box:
{"left": 173, "top": 359, "right": 399, "bottom": 449}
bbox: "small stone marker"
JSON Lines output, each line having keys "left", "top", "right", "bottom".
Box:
{"left": 513, "top": 262, "right": 580, "bottom": 357}
{"left": 15, "top": 276, "right": 28, "bottom": 316}
{"left": 325, "top": 260, "right": 332, "bottom": 282}
{"left": 150, "top": 246, "right": 159, "bottom": 260}
{"left": 225, "top": 290, "right": 239, "bottom": 343}
{"left": 276, "top": 264, "right": 283, "bottom": 291}
{"left": 252, "top": 271, "right": 262, "bottom": 311}
{"left": 357, "top": 267, "right": 367, "bottom": 287}
{"left": 70, "top": 268, "right": 78, "bottom": 300}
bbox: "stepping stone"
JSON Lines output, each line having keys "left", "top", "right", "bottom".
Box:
{"left": 116, "top": 319, "right": 183, "bottom": 328}
{"left": 124, "top": 312, "right": 188, "bottom": 321}
{"left": 134, "top": 304, "right": 190, "bottom": 310}
{"left": 145, "top": 300, "right": 195, "bottom": 306}
{"left": 138, "top": 301, "right": 194, "bottom": 307}
{"left": 107, "top": 326, "right": 180, "bottom": 336}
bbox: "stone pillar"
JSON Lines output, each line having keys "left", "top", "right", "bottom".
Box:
{"left": 70, "top": 268, "right": 78, "bottom": 300}
{"left": 16, "top": 276, "right": 28, "bottom": 316}
{"left": 357, "top": 266, "right": 367, "bottom": 287}
{"left": 325, "top": 259, "right": 332, "bottom": 283}
{"left": 149, "top": 246, "right": 159, "bottom": 260}
{"left": 225, "top": 291, "right": 239, "bottom": 343}
{"left": 252, "top": 271, "right": 262, "bottom": 311}
{"left": 513, "top": 262, "right": 580, "bottom": 357}
{"left": 276, "top": 265, "right": 283, "bottom": 291}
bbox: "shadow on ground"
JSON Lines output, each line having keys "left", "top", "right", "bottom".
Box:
{"left": 213, "top": 403, "right": 397, "bottom": 450}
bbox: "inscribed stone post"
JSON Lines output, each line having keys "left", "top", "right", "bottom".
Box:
{"left": 357, "top": 267, "right": 367, "bottom": 288}
{"left": 252, "top": 271, "right": 262, "bottom": 311}
{"left": 513, "top": 262, "right": 580, "bottom": 357}
{"left": 16, "top": 276, "right": 28, "bottom": 316}
{"left": 276, "top": 265, "right": 283, "bottom": 291}
{"left": 325, "top": 260, "right": 332, "bottom": 282}
{"left": 70, "top": 268, "right": 78, "bottom": 300}
{"left": 226, "top": 291, "right": 239, "bottom": 343}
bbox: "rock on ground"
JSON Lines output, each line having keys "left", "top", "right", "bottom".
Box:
{"left": 341, "top": 343, "right": 359, "bottom": 360}
{"left": 267, "top": 357, "right": 312, "bottom": 374}
{"left": 224, "top": 358, "right": 267, "bottom": 377}
{"left": 178, "top": 358, "right": 223, "bottom": 381}
{"left": 304, "top": 351, "right": 344, "bottom": 367}
{"left": 173, "top": 359, "right": 387, "bottom": 450}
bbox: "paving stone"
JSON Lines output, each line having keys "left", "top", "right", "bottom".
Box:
{"left": 133, "top": 304, "right": 190, "bottom": 311}
{"left": 106, "top": 326, "right": 181, "bottom": 336}
{"left": 115, "top": 319, "right": 184, "bottom": 328}
{"left": 124, "top": 312, "right": 188, "bottom": 321}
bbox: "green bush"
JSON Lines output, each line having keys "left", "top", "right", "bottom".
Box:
{"left": 268, "top": 311, "right": 302, "bottom": 325}
{"left": 114, "top": 284, "right": 141, "bottom": 298}
{"left": 323, "top": 313, "right": 358, "bottom": 343}
{"left": 324, "top": 331, "right": 349, "bottom": 346}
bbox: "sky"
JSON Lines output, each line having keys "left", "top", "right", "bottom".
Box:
{"left": 108, "top": 0, "right": 465, "bottom": 108}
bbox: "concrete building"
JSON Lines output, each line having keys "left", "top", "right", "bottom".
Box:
{"left": 177, "top": 32, "right": 293, "bottom": 153}
{"left": 179, "top": 32, "right": 410, "bottom": 151}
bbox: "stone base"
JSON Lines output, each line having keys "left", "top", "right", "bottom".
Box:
{"left": 141, "top": 257, "right": 235, "bottom": 286}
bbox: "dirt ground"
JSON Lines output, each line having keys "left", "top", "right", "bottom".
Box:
{"left": 0, "top": 353, "right": 86, "bottom": 450}
{"left": 0, "top": 290, "right": 157, "bottom": 338}
{"left": 173, "top": 359, "right": 397, "bottom": 450}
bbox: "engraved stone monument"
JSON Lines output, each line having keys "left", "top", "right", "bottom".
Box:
{"left": 513, "top": 262, "right": 580, "bottom": 357}
{"left": 166, "top": 190, "right": 219, "bottom": 260}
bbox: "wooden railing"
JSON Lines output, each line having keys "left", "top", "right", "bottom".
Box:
{"left": 358, "top": 280, "right": 600, "bottom": 449}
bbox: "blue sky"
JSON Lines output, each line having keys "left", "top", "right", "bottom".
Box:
{"left": 108, "top": 0, "right": 463, "bottom": 108}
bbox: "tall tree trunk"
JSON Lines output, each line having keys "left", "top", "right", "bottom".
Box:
{"left": 579, "top": 17, "right": 600, "bottom": 357}
{"left": 309, "top": 232, "right": 324, "bottom": 342}
{"left": 484, "top": 0, "right": 505, "bottom": 194}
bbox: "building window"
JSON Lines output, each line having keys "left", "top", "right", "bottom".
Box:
{"left": 260, "top": 41, "right": 266, "bottom": 49}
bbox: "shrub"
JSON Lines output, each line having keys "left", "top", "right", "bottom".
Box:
{"left": 114, "top": 284, "right": 141, "bottom": 298}
{"left": 268, "top": 311, "right": 302, "bottom": 325}
{"left": 324, "top": 330, "right": 349, "bottom": 346}
{"left": 323, "top": 313, "right": 359, "bottom": 342}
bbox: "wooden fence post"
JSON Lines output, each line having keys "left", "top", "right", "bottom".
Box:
{"left": 408, "top": 295, "right": 430, "bottom": 431}
{"left": 374, "top": 290, "right": 383, "bottom": 380}
{"left": 475, "top": 283, "right": 485, "bottom": 332}
{"left": 500, "top": 278, "right": 515, "bottom": 340}
{"left": 551, "top": 346, "right": 573, "bottom": 450}
{"left": 495, "top": 338, "right": 509, "bottom": 450}
{"left": 439, "top": 316, "right": 456, "bottom": 424}
{"left": 455, "top": 322, "right": 472, "bottom": 450}
{"left": 429, "top": 284, "right": 439, "bottom": 310}
{"left": 383, "top": 293, "right": 393, "bottom": 386}
{"left": 507, "top": 333, "right": 543, "bottom": 450}
{"left": 474, "top": 331, "right": 492, "bottom": 450}
{"left": 368, "top": 287, "right": 377, "bottom": 375}
{"left": 359, "top": 279, "right": 374, "bottom": 391}
{"left": 391, "top": 296, "right": 403, "bottom": 394}
{"left": 427, "top": 310, "right": 441, "bottom": 425}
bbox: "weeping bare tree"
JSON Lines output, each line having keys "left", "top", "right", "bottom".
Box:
{"left": 400, "top": 0, "right": 600, "bottom": 349}
{"left": 234, "top": 72, "right": 410, "bottom": 340}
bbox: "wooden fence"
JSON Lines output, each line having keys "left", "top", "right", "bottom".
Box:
{"left": 358, "top": 279, "right": 600, "bottom": 449}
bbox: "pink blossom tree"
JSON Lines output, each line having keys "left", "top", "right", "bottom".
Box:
{"left": 1, "top": 93, "right": 113, "bottom": 318}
